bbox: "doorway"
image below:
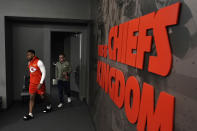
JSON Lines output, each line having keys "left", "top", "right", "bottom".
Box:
{"left": 5, "top": 17, "right": 90, "bottom": 108}
{"left": 50, "top": 32, "right": 81, "bottom": 99}
{"left": 48, "top": 27, "right": 90, "bottom": 104}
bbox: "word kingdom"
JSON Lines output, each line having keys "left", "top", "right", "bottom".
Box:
{"left": 97, "top": 2, "right": 180, "bottom": 131}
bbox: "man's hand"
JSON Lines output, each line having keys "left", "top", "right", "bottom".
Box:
{"left": 37, "top": 84, "right": 42, "bottom": 90}
{"left": 63, "top": 72, "right": 69, "bottom": 80}
{"left": 65, "top": 75, "right": 69, "bottom": 80}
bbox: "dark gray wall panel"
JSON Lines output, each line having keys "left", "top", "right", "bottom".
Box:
{"left": 89, "top": 0, "right": 197, "bottom": 131}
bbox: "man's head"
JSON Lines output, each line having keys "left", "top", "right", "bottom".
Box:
{"left": 26, "top": 49, "right": 35, "bottom": 61}
{"left": 59, "top": 53, "right": 65, "bottom": 63}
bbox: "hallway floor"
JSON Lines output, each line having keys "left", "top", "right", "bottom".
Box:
{"left": 0, "top": 87, "right": 95, "bottom": 131}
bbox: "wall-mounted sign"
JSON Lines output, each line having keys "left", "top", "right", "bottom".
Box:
{"left": 97, "top": 2, "right": 180, "bottom": 131}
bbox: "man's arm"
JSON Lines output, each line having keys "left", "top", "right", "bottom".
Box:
{"left": 55, "top": 63, "right": 58, "bottom": 79}
{"left": 37, "top": 60, "right": 46, "bottom": 84}
{"left": 65, "top": 61, "right": 72, "bottom": 80}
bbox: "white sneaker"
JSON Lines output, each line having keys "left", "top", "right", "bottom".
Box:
{"left": 67, "top": 97, "right": 72, "bottom": 103}
{"left": 57, "top": 103, "right": 63, "bottom": 108}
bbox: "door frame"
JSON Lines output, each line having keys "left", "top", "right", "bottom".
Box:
{"left": 46, "top": 25, "right": 90, "bottom": 103}
{"left": 5, "top": 16, "right": 91, "bottom": 107}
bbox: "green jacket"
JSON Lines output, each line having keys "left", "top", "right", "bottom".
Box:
{"left": 55, "top": 61, "right": 72, "bottom": 81}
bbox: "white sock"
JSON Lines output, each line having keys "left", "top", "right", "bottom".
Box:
{"left": 68, "top": 97, "right": 71, "bottom": 103}
{"left": 29, "top": 113, "right": 33, "bottom": 117}
{"left": 47, "top": 104, "right": 51, "bottom": 109}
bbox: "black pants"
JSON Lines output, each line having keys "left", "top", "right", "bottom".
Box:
{"left": 57, "top": 80, "right": 71, "bottom": 103}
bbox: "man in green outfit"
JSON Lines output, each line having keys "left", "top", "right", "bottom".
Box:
{"left": 55, "top": 54, "right": 72, "bottom": 108}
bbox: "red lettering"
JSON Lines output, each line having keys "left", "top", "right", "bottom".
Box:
{"left": 136, "top": 12, "right": 155, "bottom": 70}
{"left": 108, "top": 67, "right": 116, "bottom": 100}
{"left": 148, "top": 2, "right": 180, "bottom": 76}
{"left": 108, "top": 26, "right": 118, "bottom": 61}
{"left": 119, "top": 22, "right": 129, "bottom": 64}
{"left": 96, "top": 60, "right": 101, "bottom": 84}
{"left": 137, "top": 83, "right": 175, "bottom": 131}
{"left": 114, "top": 69, "right": 125, "bottom": 108}
{"left": 103, "top": 45, "right": 108, "bottom": 58}
{"left": 103, "top": 62, "right": 110, "bottom": 93}
{"left": 124, "top": 76, "right": 140, "bottom": 124}
{"left": 96, "top": 3, "right": 180, "bottom": 131}
{"left": 126, "top": 18, "right": 140, "bottom": 67}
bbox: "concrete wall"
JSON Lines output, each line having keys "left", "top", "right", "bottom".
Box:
{"left": 0, "top": 0, "right": 91, "bottom": 19}
{"left": 0, "top": 0, "right": 91, "bottom": 108}
{"left": 89, "top": 0, "right": 197, "bottom": 131}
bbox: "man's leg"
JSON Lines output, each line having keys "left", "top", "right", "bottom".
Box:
{"left": 65, "top": 81, "right": 71, "bottom": 103}
{"left": 57, "top": 80, "right": 64, "bottom": 108}
{"left": 23, "top": 94, "right": 35, "bottom": 120}
{"left": 38, "top": 83, "right": 52, "bottom": 113}
{"left": 58, "top": 80, "right": 64, "bottom": 103}
{"left": 40, "top": 93, "right": 52, "bottom": 113}
{"left": 29, "top": 94, "right": 36, "bottom": 114}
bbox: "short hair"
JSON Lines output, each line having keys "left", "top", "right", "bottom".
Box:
{"left": 27, "top": 49, "right": 35, "bottom": 55}
{"left": 59, "top": 53, "right": 65, "bottom": 57}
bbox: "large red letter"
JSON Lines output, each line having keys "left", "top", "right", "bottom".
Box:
{"left": 114, "top": 69, "right": 125, "bottom": 108}
{"left": 126, "top": 18, "right": 140, "bottom": 67}
{"left": 108, "top": 67, "right": 116, "bottom": 101}
{"left": 136, "top": 12, "right": 155, "bottom": 70}
{"left": 108, "top": 26, "right": 119, "bottom": 61}
{"left": 101, "top": 62, "right": 110, "bottom": 91}
{"left": 148, "top": 2, "right": 180, "bottom": 76}
{"left": 137, "top": 83, "right": 175, "bottom": 131}
{"left": 103, "top": 63, "right": 110, "bottom": 93}
{"left": 124, "top": 76, "right": 140, "bottom": 124}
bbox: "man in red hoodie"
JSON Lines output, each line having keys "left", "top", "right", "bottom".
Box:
{"left": 23, "top": 49, "right": 51, "bottom": 120}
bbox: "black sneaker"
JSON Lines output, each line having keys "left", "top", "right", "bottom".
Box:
{"left": 42, "top": 106, "right": 52, "bottom": 113}
{"left": 23, "top": 114, "right": 34, "bottom": 121}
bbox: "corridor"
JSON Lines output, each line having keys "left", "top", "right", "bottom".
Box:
{"left": 0, "top": 87, "right": 95, "bottom": 131}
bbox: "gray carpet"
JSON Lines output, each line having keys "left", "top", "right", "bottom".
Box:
{"left": 0, "top": 87, "right": 95, "bottom": 131}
